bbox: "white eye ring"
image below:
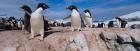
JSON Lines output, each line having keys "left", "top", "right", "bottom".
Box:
{"left": 43, "top": 5, "right": 46, "bottom": 7}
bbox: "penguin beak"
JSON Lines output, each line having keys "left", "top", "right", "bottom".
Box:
{"left": 20, "top": 7, "right": 25, "bottom": 11}
{"left": 47, "top": 6, "right": 50, "bottom": 8}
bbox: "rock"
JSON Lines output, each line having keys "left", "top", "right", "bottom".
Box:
{"left": 117, "top": 33, "right": 133, "bottom": 44}
{"left": 120, "top": 44, "right": 137, "bottom": 51}
{"left": 1, "top": 28, "right": 140, "bottom": 51}
{"left": 65, "top": 41, "right": 80, "bottom": 51}
{"left": 2, "top": 47, "right": 17, "bottom": 51}
{"left": 135, "top": 46, "right": 140, "bottom": 51}
{"left": 105, "top": 40, "right": 121, "bottom": 51}
{"left": 72, "top": 34, "right": 89, "bottom": 51}
{"left": 100, "top": 32, "right": 117, "bottom": 41}
{"left": 131, "top": 24, "right": 140, "bottom": 29}
{"left": 131, "top": 33, "right": 140, "bottom": 46}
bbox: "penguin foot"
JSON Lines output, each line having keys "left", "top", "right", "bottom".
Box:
{"left": 79, "top": 29, "right": 82, "bottom": 31}
{"left": 29, "top": 36, "right": 34, "bottom": 40}
{"left": 38, "top": 37, "right": 44, "bottom": 41}
{"left": 77, "top": 28, "right": 82, "bottom": 31}
{"left": 71, "top": 29, "right": 74, "bottom": 31}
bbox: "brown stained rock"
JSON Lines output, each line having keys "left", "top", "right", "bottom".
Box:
{"left": 2, "top": 46, "right": 17, "bottom": 51}
{"left": 72, "top": 33, "right": 89, "bottom": 51}
{"left": 0, "top": 27, "right": 139, "bottom": 51}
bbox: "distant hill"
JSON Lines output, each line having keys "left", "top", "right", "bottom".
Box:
{"left": 104, "top": 11, "right": 140, "bottom": 28}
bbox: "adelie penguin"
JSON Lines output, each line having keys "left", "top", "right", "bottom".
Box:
{"left": 21, "top": 5, "right": 49, "bottom": 32}
{"left": 67, "top": 5, "right": 81, "bottom": 31}
{"left": 115, "top": 17, "right": 121, "bottom": 28}
{"left": 21, "top": 5, "right": 32, "bottom": 33}
{"left": 84, "top": 9, "right": 93, "bottom": 28}
{"left": 30, "top": 3, "right": 49, "bottom": 40}
{"left": 108, "top": 21, "right": 114, "bottom": 28}
{"left": 115, "top": 17, "right": 127, "bottom": 28}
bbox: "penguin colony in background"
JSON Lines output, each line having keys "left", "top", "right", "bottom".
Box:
{"left": 67, "top": 5, "right": 82, "bottom": 31}
{"left": 84, "top": 9, "right": 93, "bottom": 28}
{"left": 97, "top": 22, "right": 105, "bottom": 28}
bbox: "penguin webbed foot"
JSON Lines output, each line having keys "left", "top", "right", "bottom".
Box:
{"left": 38, "top": 37, "right": 44, "bottom": 41}
{"left": 29, "top": 36, "right": 34, "bottom": 40}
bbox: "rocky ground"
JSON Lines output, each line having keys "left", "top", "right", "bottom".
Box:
{"left": 0, "top": 27, "right": 140, "bottom": 51}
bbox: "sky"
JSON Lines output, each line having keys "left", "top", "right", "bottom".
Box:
{"left": 0, "top": 0, "right": 140, "bottom": 21}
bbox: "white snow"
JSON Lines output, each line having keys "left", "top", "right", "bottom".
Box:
{"left": 104, "top": 11, "right": 140, "bottom": 27}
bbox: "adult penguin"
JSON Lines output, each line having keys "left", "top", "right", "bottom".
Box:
{"left": 115, "top": 17, "right": 121, "bottom": 28}
{"left": 108, "top": 21, "right": 114, "bottom": 28}
{"left": 115, "top": 17, "right": 127, "bottom": 28}
{"left": 21, "top": 5, "right": 32, "bottom": 33}
{"left": 67, "top": 5, "right": 81, "bottom": 31}
{"left": 84, "top": 9, "right": 93, "bottom": 28}
{"left": 30, "top": 3, "right": 49, "bottom": 40}
{"left": 101, "top": 22, "right": 105, "bottom": 28}
{"left": 121, "top": 20, "right": 127, "bottom": 28}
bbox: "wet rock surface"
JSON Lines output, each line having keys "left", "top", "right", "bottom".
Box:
{"left": 0, "top": 27, "right": 140, "bottom": 51}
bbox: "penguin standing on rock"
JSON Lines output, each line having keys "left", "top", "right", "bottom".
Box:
{"left": 84, "top": 9, "right": 93, "bottom": 28}
{"left": 115, "top": 17, "right": 127, "bottom": 28}
{"left": 115, "top": 17, "right": 121, "bottom": 28}
{"left": 108, "top": 21, "right": 114, "bottom": 28}
{"left": 101, "top": 22, "right": 105, "bottom": 28}
{"left": 21, "top": 5, "right": 32, "bottom": 33}
{"left": 67, "top": 5, "right": 81, "bottom": 31}
{"left": 30, "top": 3, "right": 49, "bottom": 40}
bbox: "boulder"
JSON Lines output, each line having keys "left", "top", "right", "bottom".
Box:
{"left": 135, "top": 46, "right": 140, "bottom": 51}
{"left": 100, "top": 32, "right": 117, "bottom": 41}
{"left": 1, "top": 28, "right": 140, "bottom": 51}
{"left": 131, "top": 33, "right": 140, "bottom": 46}
{"left": 71, "top": 34, "right": 89, "bottom": 51}
{"left": 2, "top": 46, "right": 17, "bottom": 51}
{"left": 120, "top": 44, "right": 137, "bottom": 51}
{"left": 131, "top": 24, "right": 140, "bottom": 29}
{"left": 117, "top": 33, "right": 133, "bottom": 44}
{"left": 105, "top": 40, "right": 120, "bottom": 51}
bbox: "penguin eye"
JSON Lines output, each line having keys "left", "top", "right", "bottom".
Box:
{"left": 43, "top": 5, "right": 46, "bottom": 7}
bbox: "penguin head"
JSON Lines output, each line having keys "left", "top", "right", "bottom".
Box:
{"left": 84, "top": 9, "right": 91, "bottom": 16}
{"left": 37, "top": 3, "right": 49, "bottom": 10}
{"left": 115, "top": 17, "right": 122, "bottom": 21}
{"left": 66, "top": 5, "right": 78, "bottom": 11}
{"left": 115, "top": 17, "right": 119, "bottom": 19}
{"left": 21, "top": 5, "right": 32, "bottom": 13}
{"left": 84, "top": 9, "right": 90, "bottom": 13}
